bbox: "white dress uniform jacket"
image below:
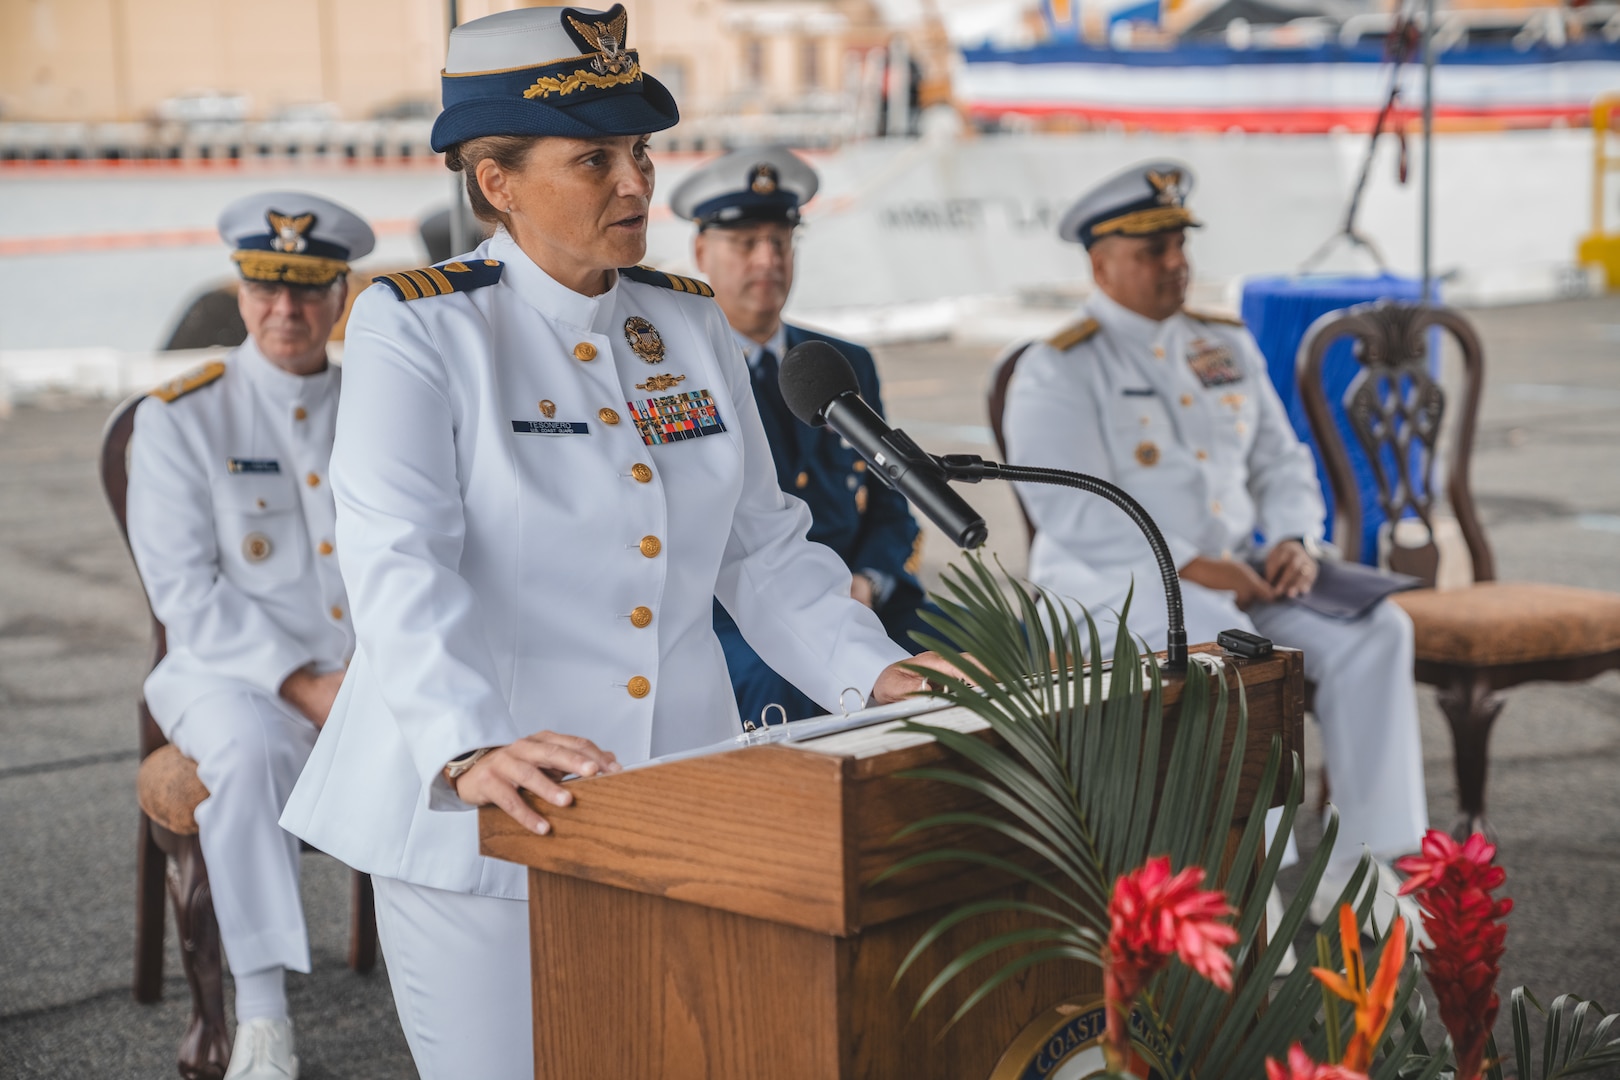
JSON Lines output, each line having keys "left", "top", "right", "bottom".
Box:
{"left": 129, "top": 338, "right": 352, "bottom": 730}
{"left": 282, "top": 230, "right": 905, "bottom": 899}
{"left": 1005, "top": 288, "right": 1324, "bottom": 619}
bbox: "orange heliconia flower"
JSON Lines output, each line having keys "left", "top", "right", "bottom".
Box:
{"left": 1103, "top": 855, "right": 1238, "bottom": 1073}
{"left": 1311, "top": 904, "right": 1408, "bottom": 1072}
{"left": 1265, "top": 1043, "right": 1371, "bottom": 1080}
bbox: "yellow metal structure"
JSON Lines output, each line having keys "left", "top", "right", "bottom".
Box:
{"left": 1577, "top": 95, "right": 1620, "bottom": 290}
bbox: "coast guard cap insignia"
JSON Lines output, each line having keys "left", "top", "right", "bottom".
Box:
{"left": 624, "top": 316, "right": 666, "bottom": 364}
{"left": 538, "top": 399, "right": 557, "bottom": 418}
{"left": 749, "top": 163, "right": 779, "bottom": 195}
{"left": 267, "top": 212, "right": 315, "bottom": 254}
{"left": 567, "top": 8, "right": 633, "bottom": 77}
{"left": 242, "top": 533, "right": 273, "bottom": 562}
{"left": 1147, "top": 169, "right": 1188, "bottom": 206}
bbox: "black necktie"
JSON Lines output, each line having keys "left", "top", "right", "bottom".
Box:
{"left": 752, "top": 347, "right": 798, "bottom": 463}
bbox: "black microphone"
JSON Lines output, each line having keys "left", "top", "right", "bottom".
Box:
{"left": 778, "top": 341, "right": 989, "bottom": 550}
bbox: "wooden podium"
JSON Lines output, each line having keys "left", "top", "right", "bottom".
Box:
{"left": 480, "top": 647, "right": 1305, "bottom": 1080}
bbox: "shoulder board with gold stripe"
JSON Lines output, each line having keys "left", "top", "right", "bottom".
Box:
{"left": 1183, "top": 307, "right": 1245, "bottom": 327}
{"left": 618, "top": 264, "right": 715, "bottom": 298}
{"left": 1046, "top": 317, "right": 1100, "bottom": 352}
{"left": 150, "top": 360, "right": 226, "bottom": 404}
{"left": 373, "top": 259, "right": 504, "bottom": 302}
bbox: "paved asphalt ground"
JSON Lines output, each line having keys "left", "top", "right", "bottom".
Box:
{"left": 2, "top": 298, "right": 1617, "bottom": 1078}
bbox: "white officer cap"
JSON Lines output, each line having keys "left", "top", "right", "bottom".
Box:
{"left": 1057, "top": 160, "right": 1202, "bottom": 248}
{"left": 218, "top": 191, "right": 375, "bottom": 286}
{"left": 667, "top": 146, "right": 819, "bottom": 228}
{"left": 432, "top": 4, "right": 678, "bottom": 152}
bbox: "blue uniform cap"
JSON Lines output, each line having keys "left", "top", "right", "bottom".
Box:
{"left": 667, "top": 146, "right": 819, "bottom": 228}
{"left": 1058, "top": 160, "right": 1203, "bottom": 248}
{"left": 431, "top": 5, "right": 678, "bottom": 153}
{"left": 218, "top": 191, "right": 374, "bottom": 286}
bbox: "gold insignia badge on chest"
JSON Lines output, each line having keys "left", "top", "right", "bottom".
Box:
{"left": 1186, "top": 339, "right": 1243, "bottom": 388}
{"left": 623, "top": 316, "right": 666, "bottom": 364}
{"left": 538, "top": 399, "right": 557, "bottom": 418}
{"left": 1135, "top": 441, "right": 1160, "bottom": 467}
{"left": 636, "top": 373, "right": 686, "bottom": 393}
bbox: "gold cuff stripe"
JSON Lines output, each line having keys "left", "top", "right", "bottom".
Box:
{"left": 523, "top": 61, "right": 642, "bottom": 100}
{"left": 231, "top": 250, "right": 348, "bottom": 285}
{"left": 904, "top": 532, "right": 925, "bottom": 576}
{"left": 1090, "top": 206, "right": 1200, "bottom": 239}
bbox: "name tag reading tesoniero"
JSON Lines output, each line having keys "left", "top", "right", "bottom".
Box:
{"left": 511, "top": 420, "right": 591, "bottom": 436}
{"left": 227, "top": 458, "right": 281, "bottom": 474}
{"left": 627, "top": 389, "right": 727, "bottom": 447}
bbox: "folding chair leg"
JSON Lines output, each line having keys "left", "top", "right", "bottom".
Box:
{"left": 1436, "top": 670, "right": 1505, "bottom": 842}
{"left": 133, "top": 814, "right": 167, "bottom": 1003}
{"left": 348, "top": 871, "right": 378, "bottom": 974}
{"left": 168, "top": 834, "right": 231, "bottom": 1080}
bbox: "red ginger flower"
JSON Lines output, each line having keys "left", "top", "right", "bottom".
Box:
{"left": 1265, "top": 1043, "right": 1370, "bottom": 1080}
{"left": 1103, "top": 856, "right": 1238, "bottom": 1073}
{"left": 1396, "top": 830, "right": 1512, "bottom": 1080}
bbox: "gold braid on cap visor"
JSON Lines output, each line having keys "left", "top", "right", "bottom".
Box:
{"left": 231, "top": 250, "right": 350, "bottom": 286}
{"left": 1089, "top": 205, "right": 1201, "bottom": 238}
{"left": 522, "top": 59, "right": 642, "bottom": 99}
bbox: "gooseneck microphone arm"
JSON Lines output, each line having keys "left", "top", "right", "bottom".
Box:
{"left": 932, "top": 454, "right": 1188, "bottom": 671}
{"left": 776, "top": 339, "right": 1188, "bottom": 671}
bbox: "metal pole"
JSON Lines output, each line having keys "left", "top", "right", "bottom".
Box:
{"left": 447, "top": 0, "right": 469, "bottom": 257}
{"left": 1420, "top": 0, "right": 1436, "bottom": 302}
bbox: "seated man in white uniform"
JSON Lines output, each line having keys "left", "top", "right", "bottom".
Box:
{"left": 127, "top": 192, "right": 373, "bottom": 1080}
{"left": 1002, "top": 161, "right": 1428, "bottom": 929}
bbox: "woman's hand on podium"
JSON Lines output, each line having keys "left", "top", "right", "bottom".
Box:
{"left": 871, "top": 652, "right": 973, "bottom": 704}
{"left": 450, "top": 731, "right": 622, "bottom": 834}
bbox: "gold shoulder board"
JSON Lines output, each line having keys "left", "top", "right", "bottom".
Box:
{"left": 619, "top": 264, "right": 715, "bottom": 298}
{"left": 1183, "top": 307, "right": 1246, "bottom": 327}
{"left": 151, "top": 360, "right": 226, "bottom": 403}
{"left": 373, "top": 259, "right": 504, "bottom": 301}
{"left": 1046, "top": 317, "right": 1100, "bottom": 351}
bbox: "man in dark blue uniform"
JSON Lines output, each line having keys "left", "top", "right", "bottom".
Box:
{"left": 671, "top": 147, "right": 929, "bottom": 727}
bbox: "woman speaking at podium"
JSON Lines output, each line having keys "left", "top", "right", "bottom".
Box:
{"left": 281, "top": 6, "right": 942, "bottom": 1077}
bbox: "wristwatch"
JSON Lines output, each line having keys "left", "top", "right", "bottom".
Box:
{"left": 443, "top": 746, "right": 496, "bottom": 783}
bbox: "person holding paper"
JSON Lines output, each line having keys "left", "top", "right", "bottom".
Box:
{"left": 1002, "top": 161, "right": 1428, "bottom": 935}
{"left": 278, "top": 9, "right": 950, "bottom": 1079}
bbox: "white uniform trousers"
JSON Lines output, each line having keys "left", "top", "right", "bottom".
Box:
{"left": 1076, "top": 576, "right": 1429, "bottom": 875}
{"left": 166, "top": 689, "right": 318, "bottom": 976}
{"left": 372, "top": 877, "right": 533, "bottom": 1080}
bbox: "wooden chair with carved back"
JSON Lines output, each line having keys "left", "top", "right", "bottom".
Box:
{"left": 1297, "top": 300, "right": 1620, "bottom": 839}
{"left": 100, "top": 391, "right": 377, "bottom": 1080}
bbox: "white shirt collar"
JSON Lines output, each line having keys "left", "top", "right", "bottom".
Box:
{"left": 235, "top": 333, "right": 338, "bottom": 404}
{"left": 1087, "top": 287, "right": 1175, "bottom": 345}
{"left": 489, "top": 229, "right": 620, "bottom": 336}
{"left": 730, "top": 323, "right": 788, "bottom": 375}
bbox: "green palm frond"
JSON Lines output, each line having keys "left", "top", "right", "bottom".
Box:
{"left": 1483, "top": 987, "right": 1620, "bottom": 1080}
{"left": 885, "top": 554, "right": 1396, "bottom": 1080}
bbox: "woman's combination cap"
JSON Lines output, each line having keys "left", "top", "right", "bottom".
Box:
{"left": 218, "top": 191, "right": 374, "bottom": 286}
{"left": 1057, "top": 160, "right": 1203, "bottom": 249}
{"left": 668, "top": 146, "right": 820, "bottom": 229}
{"left": 431, "top": 4, "right": 679, "bottom": 152}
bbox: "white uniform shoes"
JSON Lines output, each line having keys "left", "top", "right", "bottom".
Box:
{"left": 1309, "top": 859, "right": 1428, "bottom": 947}
{"left": 223, "top": 1017, "right": 299, "bottom": 1080}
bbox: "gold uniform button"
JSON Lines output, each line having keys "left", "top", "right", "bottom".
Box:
{"left": 317, "top": 540, "right": 334, "bottom": 555}
{"left": 852, "top": 460, "right": 866, "bottom": 473}
{"left": 1195, "top": 449, "right": 1209, "bottom": 461}
{"left": 330, "top": 605, "right": 344, "bottom": 620}
{"left": 627, "top": 676, "right": 651, "bottom": 699}
{"left": 242, "top": 533, "right": 272, "bottom": 562}
{"left": 1211, "top": 501, "right": 1223, "bottom": 515}
{"left": 483, "top": 259, "right": 500, "bottom": 267}
{"left": 795, "top": 472, "right": 810, "bottom": 490}
{"left": 1180, "top": 394, "right": 1194, "bottom": 407}
{"left": 293, "top": 406, "right": 307, "bottom": 421}
{"left": 639, "top": 535, "right": 661, "bottom": 558}
{"left": 1153, "top": 345, "right": 1166, "bottom": 359}
{"left": 630, "top": 463, "right": 653, "bottom": 483}
{"left": 630, "top": 606, "right": 653, "bottom": 628}
{"left": 255, "top": 498, "right": 267, "bottom": 510}
{"left": 306, "top": 472, "right": 320, "bottom": 488}
{"left": 573, "top": 342, "right": 597, "bottom": 362}
{"left": 599, "top": 407, "right": 621, "bottom": 426}
{"left": 1235, "top": 421, "right": 1249, "bottom": 435}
